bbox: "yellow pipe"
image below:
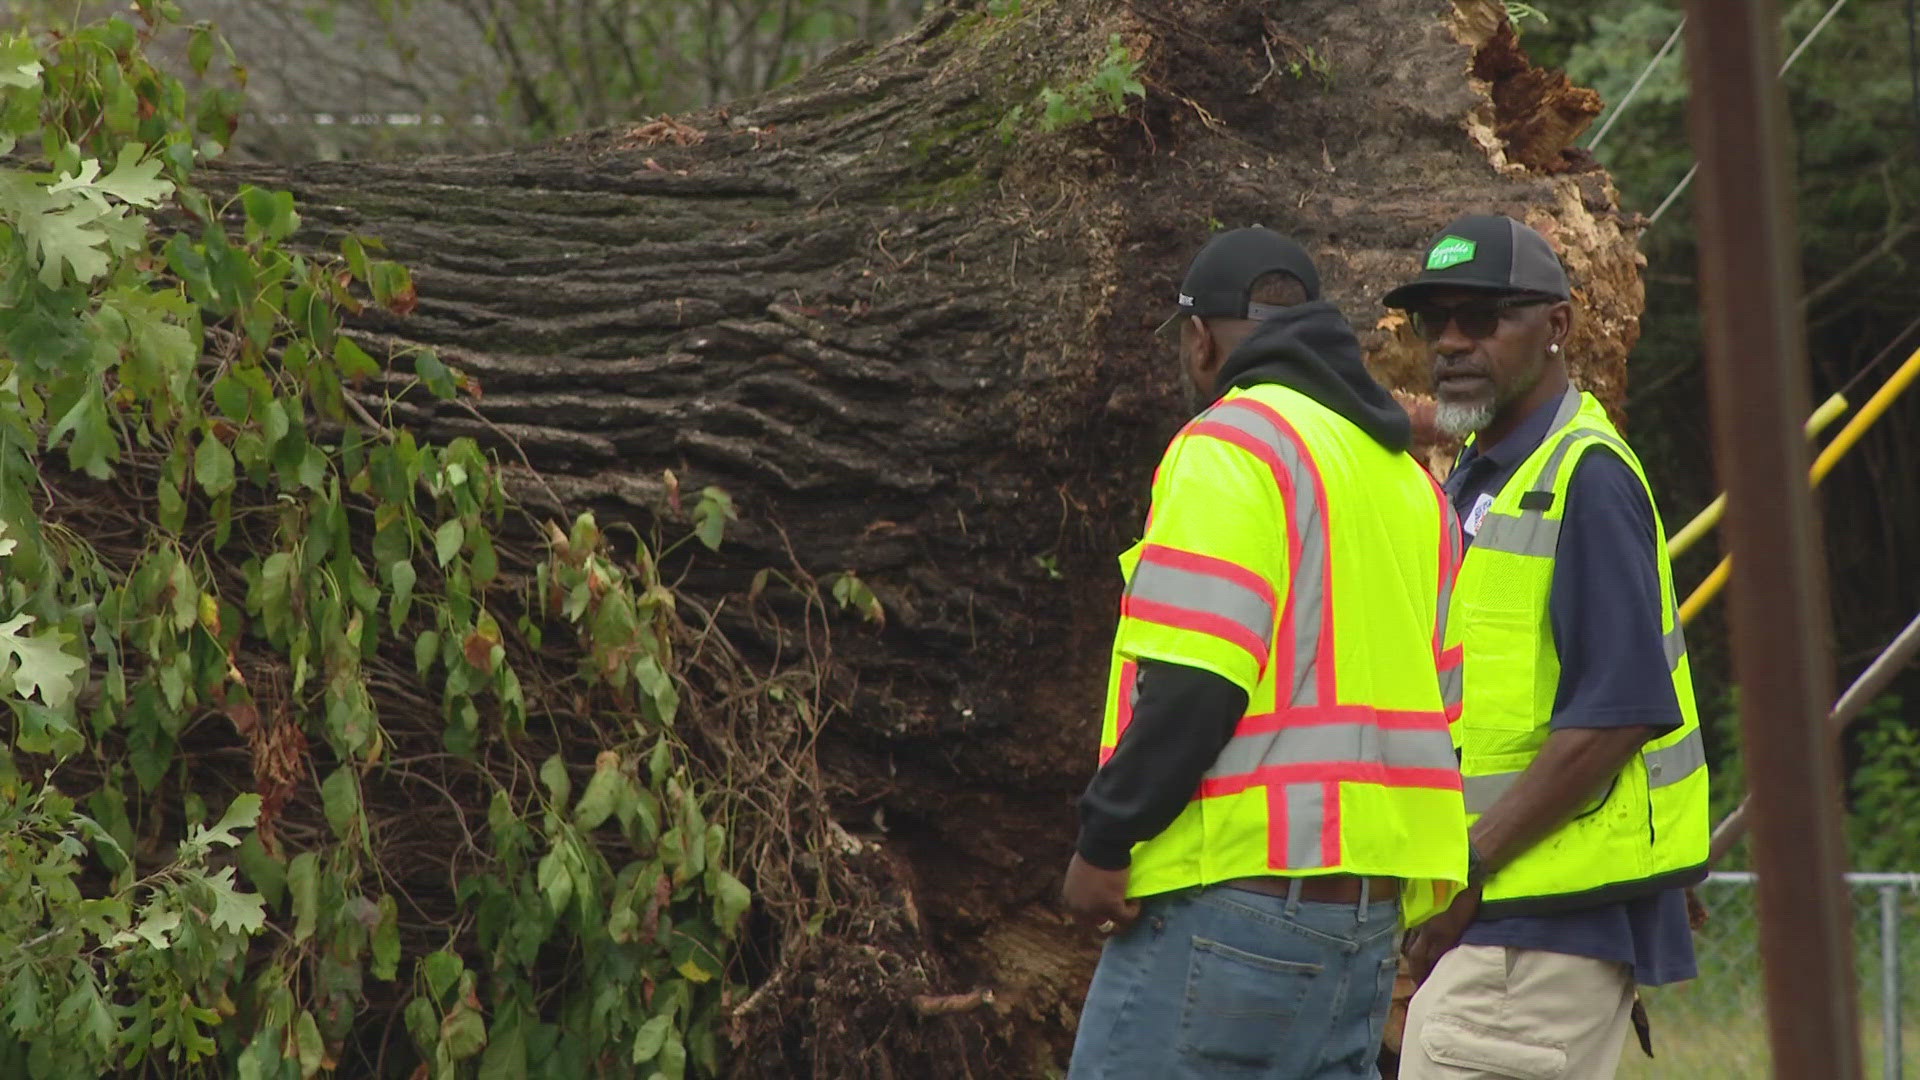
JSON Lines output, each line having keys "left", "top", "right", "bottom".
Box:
{"left": 1679, "top": 346, "right": 1920, "bottom": 625}
{"left": 1667, "top": 392, "right": 1849, "bottom": 559}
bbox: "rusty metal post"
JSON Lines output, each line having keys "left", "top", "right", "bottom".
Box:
{"left": 1680, "top": 3, "right": 1863, "bottom": 1078}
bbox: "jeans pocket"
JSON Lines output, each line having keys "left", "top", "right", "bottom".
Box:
{"left": 1177, "top": 937, "right": 1321, "bottom": 1073}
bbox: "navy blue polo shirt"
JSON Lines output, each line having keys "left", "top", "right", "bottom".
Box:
{"left": 1446, "top": 391, "right": 1697, "bottom": 987}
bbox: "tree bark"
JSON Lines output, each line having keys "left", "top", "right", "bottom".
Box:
{"left": 207, "top": 1, "right": 1644, "bottom": 1073}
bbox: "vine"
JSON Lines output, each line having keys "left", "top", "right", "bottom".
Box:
{"left": 0, "top": 5, "right": 771, "bottom": 1076}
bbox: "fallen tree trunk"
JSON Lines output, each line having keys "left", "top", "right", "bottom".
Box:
{"left": 200, "top": 0, "right": 1643, "bottom": 1073}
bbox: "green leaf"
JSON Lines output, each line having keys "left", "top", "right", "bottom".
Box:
{"left": 536, "top": 848, "right": 574, "bottom": 916}
{"left": 572, "top": 760, "right": 623, "bottom": 832}
{"left": 422, "top": 950, "right": 462, "bottom": 1001}
{"left": 333, "top": 336, "right": 379, "bottom": 380}
{"left": 659, "top": 1030, "right": 688, "bottom": 1080}
{"left": 212, "top": 374, "right": 251, "bottom": 421}
{"left": 6, "top": 968, "right": 41, "bottom": 1033}
{"left": 477, "top": 1008, "right": 527, "bottom": 1079}
{"left": 440, "top": 1002, "right": 488, "bottom": 1061}
{"left": 262, "top": 398, "right": 290, "bottom": 447}
{"left": 237, "top": 831, "right": 286, "bottom": 909}
{"left": 669, "top": 927, "right": 722, "bottom": 984}
{"left": 413, "top": 630, "right": 440, "bottom": 677}
{"left": 636, "top": 655, "right": 679, "bottom": 726}
{"left": 291, "top": 1009, "right": 324, "bottom": 1077}
{"left": 341, "top": 235, "right": 371, "bottom": 283}
{"left": 157, "top": 479, "right": 186, "bottom": 531}
{"left": 372, "top": 894, "right": 401, "bottom": 981}
{"left": 713, "top": 869, "right": 751, "bottom": 935}
{"left": 240, "top": 186, "right": 300, "bottom": 243}
{"left": 95, "top": 142, "right": 172, "bottom": 207}
{"left": 195, "top": 432, "right": 235, "bottom": 496}
{"left": 186, "top": 791, "right": 260, "bottom": 852}
{"left": 539, "top": 754, "right": 571, "bottom": 807}
{"left": 414, "top": 349, "right": 457, "bottom": 399}
{"left": 46, "top": 383, "right": 117, "bottom": 479}
{"left": 631, "top": 1014, "right": 671, "bottom": 1064}
{"left": 389, "top": 560, "right": 417, "bottom": 632}
{"left": 298, "top": 444, "right": 327, "bottom": 491}
{"left": 434, "top": 519, "right": 465, "bottom": 567}
{"left": 287, "top": 852, "right": 319, "bottom": 943}
{"left": 0, "top": 613, "right": 86, "bottom": 709}
{"left": 188, "top": 25, "right": 215, "bottom": 75}
{"left": 470, "top": 530, "right": 498, "bottom": 587}
{"left": 692, "top": 486, "right": 736, "bottom": 551}
{"left": 203, "top": 865, "right": 268, "bottom": 934}
{"left": 320, "top": 766, "right": 360, "bottom": 841}
{"left": 1, "top": 33, "right": 44, "bottom": 88}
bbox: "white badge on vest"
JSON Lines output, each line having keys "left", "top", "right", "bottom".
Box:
{"left": 1465, "top": 492, "right": 1495, "bottom": 537}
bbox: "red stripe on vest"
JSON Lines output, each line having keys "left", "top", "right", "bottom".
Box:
{"left": 1320, "top": 780, "right": 1342, "bottom": 867}
{"left": 1119, "top": 597, "right": 1269, "bottom": 673}
{"left": 1232, "top": 705, "right": 1452, "bottom": 735}
{"left": 1199, "top": 763, "right": 1463, "bottom": 799}
{"left": 1137, "top": 543, "right": 1279, "bottom": 608}
{"left": 1219, "top": 396, "right": 1338, "bottom": 706}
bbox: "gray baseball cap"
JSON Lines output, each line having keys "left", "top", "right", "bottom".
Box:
{"left": 1382, "top": 214, "right": 1571, "bottom": 308}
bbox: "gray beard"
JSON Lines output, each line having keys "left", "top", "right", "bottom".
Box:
{"left": 1435, "top": 398, "right": 1497, "bottom": 439}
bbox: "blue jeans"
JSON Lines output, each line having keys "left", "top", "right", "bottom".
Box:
{"left": 1067, "top": 882, "right": 1402, "bottom": 1079}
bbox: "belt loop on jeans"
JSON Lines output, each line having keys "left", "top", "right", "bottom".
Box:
{"left": 1283, "top": 875, "right": 1303, "bottom": 917}
{"left": 1356, "top": 877, "right": 1370, "bottom": 924}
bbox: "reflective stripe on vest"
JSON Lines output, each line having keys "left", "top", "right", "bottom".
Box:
{"left": 1463, "top": 726, "right": 1708, "bottom": 814}
{"left": 1183, "top": 396, "right": 1333, "bottom": 706}
{"left": 1122, "top": 544, "right": 1277, "bottom": 674}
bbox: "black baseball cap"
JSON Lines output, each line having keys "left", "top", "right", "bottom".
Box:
{"left": 1382, "top": 214, "right": 1571, "bottom": 308}
{"left": 1155, "top": 226, "right": 1322, "bottom": 334}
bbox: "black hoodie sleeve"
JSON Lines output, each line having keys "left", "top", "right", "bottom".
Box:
{"left": 1074, "top": 659, "right": 1249, "bottom": 870}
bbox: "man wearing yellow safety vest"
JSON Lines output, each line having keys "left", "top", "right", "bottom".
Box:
{"left": 1061, "top": 227, "right": 1470, "bottom": 1079}
{"left": 1385, "top": 215, "right": 1710, "bottom": 1080}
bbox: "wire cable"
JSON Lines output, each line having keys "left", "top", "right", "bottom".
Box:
{"left": 1648, "top": 0, "right": 1856, "bottom": 226}
{"left": 1587, "top": 16, "right": 1687, "bottom": 151}
{"left": 1908, "top": 0, "right": 1919, "bottom": 164}
{"left": 1838, "top": 312, "right": 1920, "bottom": 399}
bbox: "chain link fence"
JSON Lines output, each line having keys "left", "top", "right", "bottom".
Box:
{"left": 1620, "top": 872, "right": 1920, "bottom": 1079}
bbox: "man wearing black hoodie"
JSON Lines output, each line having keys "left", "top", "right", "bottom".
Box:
{"left": 1062, "top": 228, "right": 1469, "bottom": 1079}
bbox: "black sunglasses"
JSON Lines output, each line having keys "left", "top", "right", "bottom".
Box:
{"left": 1408, "top": 295, "right": 1555, "bottom": 342}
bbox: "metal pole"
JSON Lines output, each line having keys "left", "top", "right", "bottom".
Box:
{"left": 1680, "top": 3, "right": 1863, "bottom": 1078}
{"left": 1710, "top": 611, "right": 1920, "bottom": 863}
{"left": 1882, "top": 885, "right": 1903, "bottom": 1080}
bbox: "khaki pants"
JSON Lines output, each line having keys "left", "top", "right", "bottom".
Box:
{"left": 1398, "top": 945, "right": 1634, "bottom": 1080}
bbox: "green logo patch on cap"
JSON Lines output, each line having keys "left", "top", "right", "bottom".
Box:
{"left": 1426, "top": 235, "right": 1478, "bottom": 270}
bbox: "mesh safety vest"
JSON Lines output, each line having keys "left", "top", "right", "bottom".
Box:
{"left": 1445, "top": 388, "right": 1710, "bottom": 917}
{"left": 1098, "top": 382, "right": 1469, "bottom": 927}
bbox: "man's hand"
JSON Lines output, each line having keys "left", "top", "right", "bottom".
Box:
{"left": 1404, "top": 885, "right": 1481, "bottom": 984}
{"left": 1062, "top": 853, "right": 1140, "bottom": 934}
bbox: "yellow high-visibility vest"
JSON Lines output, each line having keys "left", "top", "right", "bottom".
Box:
{"left": 1099, "top": 382, "right": 1468, "bottom": 927}
{"left": 1444, "top": 388, "right": 1710, "bottom": 916}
